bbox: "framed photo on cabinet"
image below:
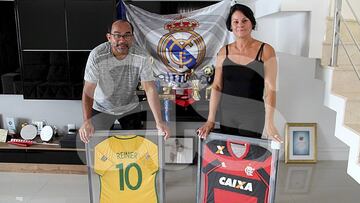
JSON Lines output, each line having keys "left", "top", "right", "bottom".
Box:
{"left": 165, "top": 137, "right": 194, "bottom": 164}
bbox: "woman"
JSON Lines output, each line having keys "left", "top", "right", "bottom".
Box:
{"left": 197, "top": 4, "right": 282, "bottom": 142}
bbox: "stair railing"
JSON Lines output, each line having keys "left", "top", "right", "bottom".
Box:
{"left": 330, "top": 0, "right": 360, "bottom": 80}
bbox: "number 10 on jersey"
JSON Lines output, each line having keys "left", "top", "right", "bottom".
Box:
{"left": 116, "top": 163, "right": 143, "bottom": 191}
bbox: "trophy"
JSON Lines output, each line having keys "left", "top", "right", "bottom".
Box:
{"left": 205, "top": 85, "right": 212, "bottom": 101}
{"left": 161, "top": 84, "right": 175, "bottom": 100}
{"left": 191, "top": 79, "right": 201, "bottom": 101}
{"left": 163, "top": 85, "right": 172, "bottom": 95}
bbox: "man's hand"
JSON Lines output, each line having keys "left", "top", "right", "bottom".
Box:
{"left": 156, "top": 122, "right": 170, "bottom": 140}
{"left": 197, "top": 121, "right": 215, "bottom": 139}
{"left": 79, "top": 120, "right": 94, "bottom": 143}
{"left": 142, "top": 81, "right": 171, "bottom": 140}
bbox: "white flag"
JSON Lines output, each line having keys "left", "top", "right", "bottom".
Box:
{"left": 125, "top": 0, "right": 231, "bottom": 86}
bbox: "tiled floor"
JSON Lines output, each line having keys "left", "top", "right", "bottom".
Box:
{"left": 0, "top": 161, "right": 360, "bottom": 203}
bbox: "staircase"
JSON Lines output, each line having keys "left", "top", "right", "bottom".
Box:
{"left": 321, "top": 14, "right": 360, "bottom": 183}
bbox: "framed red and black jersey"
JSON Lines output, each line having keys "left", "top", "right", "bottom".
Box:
{"left": 197, "top": 133, "right": 279, "bottom": 203}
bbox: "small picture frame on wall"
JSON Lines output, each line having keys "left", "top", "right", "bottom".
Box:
{"left": 285, "top": 123, "right": 317, "bottom": 163}
{"left": 165, "top": 137, "right": 194, "bottom": 164}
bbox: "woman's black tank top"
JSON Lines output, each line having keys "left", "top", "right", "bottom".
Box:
{"left": 221, "top": 43, "right": 265, "bottom": 104}
{"left": 219, "top": 43, "right": 266, "bottom": 138}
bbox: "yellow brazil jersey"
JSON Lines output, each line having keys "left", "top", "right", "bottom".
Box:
{"left": 94, "top": 135, "right": 159, "bottom": 203}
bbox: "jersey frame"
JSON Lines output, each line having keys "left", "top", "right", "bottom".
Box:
{"left": 196, "top": 132, "right": 280, "bottom": 203}
{"left": 85, "top": 130, "right": 165, "bottom": 203}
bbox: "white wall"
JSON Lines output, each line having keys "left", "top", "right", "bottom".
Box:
{"left": 0, "top": 95, "right": 83, "bottom": 135}
{"left": 236, "top": 0, "right": 282, "bottom": 18}
{"left": 253, "top": 11, "right": 310, "bottom": 57}
{"left": 281, "top": 0, "right": 330, "bottom": 59}
{"left": 276, "top": 53, "right": 348, "bottom": 160}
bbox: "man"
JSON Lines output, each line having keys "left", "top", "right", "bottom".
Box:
{"left": 79, "top": 20, "right": 170, "bottom": 143}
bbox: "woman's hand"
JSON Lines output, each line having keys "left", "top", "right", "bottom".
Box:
{"left": 265, "top": 122, "right": 283, "bottom": 143}
{"left": 197, "top": 121, "right": 215, "bottom": 139}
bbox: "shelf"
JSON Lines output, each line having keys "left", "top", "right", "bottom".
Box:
{"left": 0, "top": 142, "right": 85, "bottom": 152}
{"left": 0, "top": 136, "right": 86, "bottom": 165}
{"left": 0, "top": 136, "right": 85, "bottom": 151}
{"left": 0, "top": 163, "right": 87, "bottom": 174}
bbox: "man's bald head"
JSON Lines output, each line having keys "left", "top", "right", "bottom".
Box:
{"left": 108, "top": 20, "right": 134, "bottom": 34}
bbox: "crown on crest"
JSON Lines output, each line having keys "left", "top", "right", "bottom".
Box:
{"left": 165, "top": 15, "right": 199, "bottom": 31}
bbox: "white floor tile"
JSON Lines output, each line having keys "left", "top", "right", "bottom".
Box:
{"left": 1, "top": 161, "right": 360, "bottom": 202}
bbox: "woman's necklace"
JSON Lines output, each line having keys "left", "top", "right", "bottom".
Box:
{"left": 235, "top": 39, "right": 255, "bottom": 54}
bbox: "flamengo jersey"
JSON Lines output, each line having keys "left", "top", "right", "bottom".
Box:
{"left": 94, "top": 135, "right": 159, "bottom": 203}
{"left": 202, "top": 139, "right": 272, "bottom": 203}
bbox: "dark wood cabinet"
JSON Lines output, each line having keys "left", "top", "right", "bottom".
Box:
{"left": 16, "top": 0, "right": 115, "bottom": 99}
{"left": 0, "top": 138, "right": 86, "bottom": 165}
{"left": 17, "top": 0, "right": 67, "bottom": 50}
{"left": 21, "top": 51, "right": 89, "bottom": 99}
{"left": 66, "top": 0, "right": 114, "bottom": 50}
{"left": 0, "top": 1, "right": 20, "bottom": 94}
{"left": 17, "top": 0, "right": 114, "bottom": 50}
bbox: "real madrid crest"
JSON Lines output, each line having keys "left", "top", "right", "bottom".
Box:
{"left": 157, "top": 16, "right": 206, "bottom": 74}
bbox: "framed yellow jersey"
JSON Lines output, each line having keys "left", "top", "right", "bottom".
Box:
{"left": 94, "top": 135, "right": 159, "bottom": 203}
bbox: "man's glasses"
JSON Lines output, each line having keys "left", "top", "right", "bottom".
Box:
{"left": 110, "top": 33, "right": 133, "bottom": 40}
